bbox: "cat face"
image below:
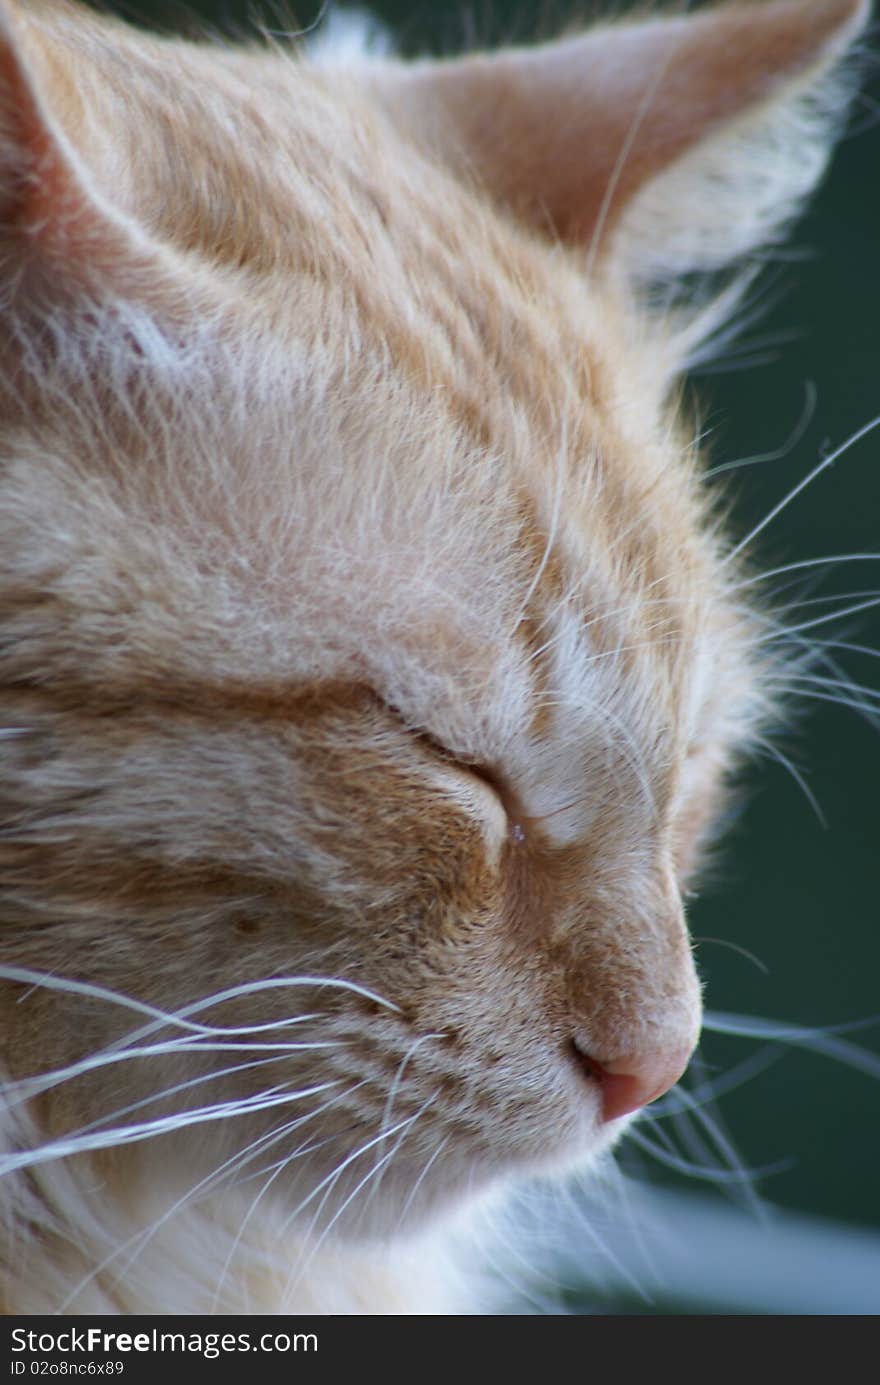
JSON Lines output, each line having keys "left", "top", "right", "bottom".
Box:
{"left": 0, "top": 0, "right": 868, "bottom": 1260}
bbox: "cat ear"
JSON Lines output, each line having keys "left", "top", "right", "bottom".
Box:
{"left": 0, "top": 3, "right": 166, "bottom": 303}
{"left": 384, "top": 0, "right": 869, "bottom": 280}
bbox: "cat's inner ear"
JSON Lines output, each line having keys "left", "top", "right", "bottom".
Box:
{"left": 383, "top": 0, "right": 868, "bottom": 279}
{"left": 0, "top": 5, "right": 158, "bottom": 297}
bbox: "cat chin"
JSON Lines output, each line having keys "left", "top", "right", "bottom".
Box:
{"left": 288, "top": 1128, "right": 626, "bottom": 1253}
{"left": 271, "top": 1110, "right": 624, "bottom": 1245}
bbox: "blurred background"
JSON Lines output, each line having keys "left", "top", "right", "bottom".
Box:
{"left": 98, "top": 0, "right": 879, "bottom": 1312}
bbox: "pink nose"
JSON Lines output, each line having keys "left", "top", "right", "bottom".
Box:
{"left": 585, "top": 1047, "right": 693, "bottom": 1122}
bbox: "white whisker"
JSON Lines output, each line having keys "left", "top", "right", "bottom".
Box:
{"left": 58, "top": 1082, "right": 365, "bottom": 1314}
{"left": 705, "top": 380, "right": 816, "bottom": 478}
{"left": 725, "top": 414, "right": 880, "bottom": 564}
{"left": 625, "top": 1125, "right": 788, "bottom": 1184}
{"left": 703, "top": 1011, "right": 880, "bottom": 1080}
{"left": 735, "top": 551, "right": 880, "bottom": 592}
{"left": 0, "top": 965, "right": 399, "bottom": 1040}
{"left": 277, "top": 1108, "right": 426, "bottom": 1240}
{"left": 0, "top": 1081, "right": 340, "bottom": 1176}
{"left": 395, "top": 1133, "right": 451, "bottom": 1230}
{"left": 368, "top": 1032, "right": 442, "bottom": 1198}
{"left": 752, "top": 736, "right": 827, "bottom": 826}
{"left": 648, "top": 1046, "right": 783, "bottom": 1113}
{"left": 692, "top": 937, "right": 770, "bottom": 976}
{"left": 51, "top": 1052, "right": 300, "bottom": 1139}
{"left": 294, "top": 1089, "right": 438, "bottom": 1289}
{"left": 3, "top": 1036, "right": 343, "bottom": 1109}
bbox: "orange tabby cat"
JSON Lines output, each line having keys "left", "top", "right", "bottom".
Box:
{"left": 0, "top": 0, "right": 870, "bottom": 1315}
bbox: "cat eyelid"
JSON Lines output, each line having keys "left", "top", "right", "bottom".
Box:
{"left": 412, "top": 726, "right": 507, "bottom": 808}
{"left": 439, "top": 747, "right": 508, "bottom": 810}
{"left": 426, "top": 740, "right": 522, "bottom": 840}
{"left": 377, "top": 696, "right": 515, "bottom": 824}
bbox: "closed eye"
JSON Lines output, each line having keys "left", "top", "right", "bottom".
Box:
{"left": 377, "top": 695, "right": 519, "bottom": 831}
{"left": 369, "top": 688, "right": 528, "bottom": 845}
{"left": 416, "top": 735, "right": 529, "bottom": 846}
{"left": 414, "top": 727, "right": 509, "bottom": 810}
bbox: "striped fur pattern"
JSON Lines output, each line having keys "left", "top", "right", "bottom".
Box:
{"left": 0, "top": 0, "right": 869, "bottom": 1313}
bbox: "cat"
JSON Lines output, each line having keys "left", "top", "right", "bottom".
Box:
{"left": 0, "top": 0, "right": 872, "bottom": 1315}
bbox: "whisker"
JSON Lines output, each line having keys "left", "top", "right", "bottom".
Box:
{"left": 671, "top": 1085, "right": 768, "bottom": 1216}
{"left": 776, "top": 670, "right": 880, "bottom": 702}
{"left": 752, "top": 736, "right": 827, "bottom": 826}
{"left": 49, "top": 1052, "right": 300, "bottom": 1140}
{"left": 735, "top": 551, "right": 880, "bottom": 592}
{"left": 296, "top": 1089, "right": 438, "bottom": 1284}
{"left": 368, "top": 1032, "right": 443, "bottom": 1198}
{"left": 3, "top": 1035, "right": 343, "bottom": 1110}
{"left": 692, "top": 937, "right": 770, "bottom": 976}
{"left": 0, "top": 964, "right": 399, "bottom": 1041}
{"left": 625, "top": 1125, "right": 790, "bottom": 1184}
{"left": 705, "top": 380, "right": 816, "bottom": 478}
{"left": 584, "top": 49, "right": 675, "bottom": 281}
{"left": 648, "top": 1046, "right": 783, "bottom": 1114}
{"left": 765, "top": 684, "right": 880, "bottom": 724}
{"left": 816, "top": 639, "right": 880, "bottom": 661}
{"left": 0, "top": 1081, "right": 341, "bottom": 1176}
{"left": 770, "top": 587, "right": 880, "bottom": 612}
{"left": 580, "top": 635, "right": 686, "bottom": 666}
{"left": 58, "top": 1081, "right": 365, "bottom": 1313}
{"left": 395, "top": 1133, "right": 451, "bottom": 1230}
{"left": 703, "top": 1010, "right": 880, "bottom": 1080}
{"left": 725, "top": 414, "right": 880, "bottom": 564}
{"left": 207, "top": 1085, "right": 372, "bottom": 1312}
{"left": 523, "top": 594, "right": 677, "bottom": 669}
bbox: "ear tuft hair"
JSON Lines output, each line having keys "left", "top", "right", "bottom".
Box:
{"left": 613, "top": 0, "right": 871, "bottom": 287}
{"left": 0, "top": 1, "right": 187, "bottom": 308}
{"left": 379, "top": 0, "right": 870, "bottom": 281}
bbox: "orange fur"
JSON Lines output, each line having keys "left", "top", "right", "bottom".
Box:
{"left": 0, "top": 0, "right": 869, "bottom": 1314}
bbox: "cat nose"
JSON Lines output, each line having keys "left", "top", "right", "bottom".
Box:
{"left": 577, "top": 1045, "right": 693, "bottom": 1122}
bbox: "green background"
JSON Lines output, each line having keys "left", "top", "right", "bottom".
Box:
{"left": 97, "top": 0, "right": 880, "bottom": 1306}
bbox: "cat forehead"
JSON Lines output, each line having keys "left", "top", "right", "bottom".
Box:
{"left": 128, "top": 298, "right": 742, "bottom": 836}
{"left": 1, "top": 9, "right": 766, "bottom": 845}
{"left": 9, "top": 252, "right": 737, "bottom": 853}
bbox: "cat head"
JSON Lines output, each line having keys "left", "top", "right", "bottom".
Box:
{"left": 0, "top": 0, "right": 869, "bottom": 1248}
